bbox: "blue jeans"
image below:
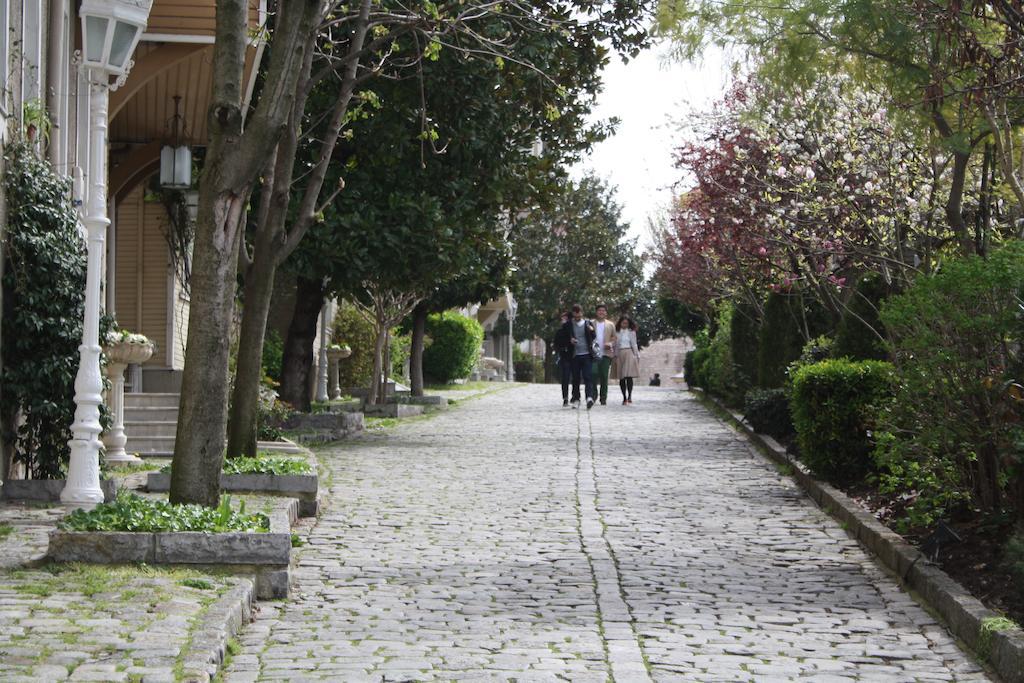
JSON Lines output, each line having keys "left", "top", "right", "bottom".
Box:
{"left": 571, "top": 354, "right": 595, "bottom": 402}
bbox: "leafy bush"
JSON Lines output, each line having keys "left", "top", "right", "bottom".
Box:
{"left": 423, "top": 311, "right": 484, "bottom": 383}
{"left": 730, "top": 302, "right": 761, "bottom": 389}
{"left": 743, "top": 388, "right": 794, "bottom": 440}
{"left": 684, "top": 349, "right": 697, "bottom": 386}
{"left": 332, "top": 303, "right": 377, "bottom": 388}
{"left": 161, "top": 454, "right": 311, "bottom": 476}
{"left": 834, "top": 273, "right": 889, "bottom": 361}
{"left": 256, "top": 387, "right": 292, "bottom": 441}
{"left": 1, "top": 142, "right": 87, "bottom": 479}
{"left": 700, "top": 304, "right": 745, "bottom": 406}
{"left": 1005, "top": 530, "right": 1024, "bottom": 587}
{"left": 59, "top": 492, "right": 269, "bottom": 533}
{"left": 512, "top": 347, "right": 542, "bottom": 383}
{"left": 757, "top": 291, "right": 833, "bottom": 388}
{"left": 790, "top": 359, "right": 894, "bottom": 485}
{"left": 688, "top": 347, "right": 711, "bottom": 388}
{"left": 389, "top": 331, "right": 412, "bottom": 380}
{"left": 874, "top": 241, "right": 1024, "bottom": 527}
{"left": 261, "top": 329, "right": 284, "bottom": 383}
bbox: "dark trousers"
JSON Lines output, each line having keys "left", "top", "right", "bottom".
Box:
{"left": 559, "top": 356, "right": 572, "bottom": 400}
{"left": 571, "top": 354, "right": 595, "bottom": 402}
{"left": 595, "top": 356, "right": 612, "bottom": 403}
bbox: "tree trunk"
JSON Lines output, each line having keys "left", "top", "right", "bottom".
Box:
{"left": 368, "top": 324, "right": 387, "bottom": 405}
{"left": 278, "top": 276, "right": 324, "bottom": 412}
{"left": 226, "top": 247, "right": 278, "bottom": 458}
{"left": 946, "top": 150, "right": 974, "bottom": 257}
{"left": 170, "top": 191, "right": 247, "bottom": 506}
{"left": 543, "top": 337, "right": 556, "bottom": 383}
{"left": 169, "top": 0, "right": 322, "bottom": 506}
{"left": 220, "top": 0, "right": 373, "bottom": 461}
{"left": 410, "top": 302, "right": 427, "bottom": 396}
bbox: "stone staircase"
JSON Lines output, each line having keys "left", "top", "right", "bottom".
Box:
{"left": 123, "top": 392, "right": 180, "bottom": 458}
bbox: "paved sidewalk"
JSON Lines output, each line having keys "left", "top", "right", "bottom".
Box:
{"left": 0, "top": 476, "right": 249, "bottom": 682}
{"left": 226, "top": 385, "right": 990, "bottom": 682}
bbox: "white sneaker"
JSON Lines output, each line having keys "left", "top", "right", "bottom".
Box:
{"left": 570, "top": 399, "right": 580, "bottom": 409}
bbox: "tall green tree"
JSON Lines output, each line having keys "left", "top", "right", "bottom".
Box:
{"left": 510, "top": 175, "right": 644, "bottom": 378}
{"left": 277, "top": 12, "right": 625, "bottom": 407}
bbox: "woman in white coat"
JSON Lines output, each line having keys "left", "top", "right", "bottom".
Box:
{"left": 614, "top": 315, "right": 641, "bottom": 404}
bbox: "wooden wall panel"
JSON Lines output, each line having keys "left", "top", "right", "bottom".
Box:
{"left": 114, "top": 182, "right": 170, "bottom": 367}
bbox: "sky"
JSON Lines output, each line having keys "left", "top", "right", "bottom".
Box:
{"left": 572, "top": 42, "right": 731, "bottom": 254}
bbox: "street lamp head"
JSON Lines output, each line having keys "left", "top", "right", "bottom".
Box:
{"left": 80, "top": 0, "right": 154, "bottom": 75}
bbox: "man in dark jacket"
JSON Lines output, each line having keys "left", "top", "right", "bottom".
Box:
{"left": 559, "top": 303, "right": 597, "bottom": 409}
{"left": 552, "top": 311, "right": 574, "bottom": 407}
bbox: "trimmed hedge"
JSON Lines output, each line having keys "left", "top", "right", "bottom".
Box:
{"left": 423, "top": 312, "right": 484, "bottom": 383}
{"left": 757, "top": 291, "right": 832, "bottom": 388}
{"left": 790, "top": 359, "right": 894, "bottom": 486}
{"left": 834, "top": 273, "right": 889, "bottom": 361}
{"left": 743, "top": 388, "right": 794, "bottom": 440}
{"left": 730, "top": 302, "right": 761, "bottom": 390}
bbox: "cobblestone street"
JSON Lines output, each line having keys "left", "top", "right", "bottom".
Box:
{"left": 226, "top": 385, "right": 991, "bottom": 682}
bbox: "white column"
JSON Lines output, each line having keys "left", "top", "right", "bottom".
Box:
{"left": 507, "top": 316, "right": 515, "bottom": 381}
{"left": 102, "top": 361, "right": 141, "bottom": 463}
{"left": 62, "top": 73, "right": 110, "bottom": 509}
{"left": 315, "top": 301, "right": 330, "bottom": 402}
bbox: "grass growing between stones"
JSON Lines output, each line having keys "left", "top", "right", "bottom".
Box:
{"left": 977, "top": 616, "right": 1020, "bottom": 661}
{"left": 0, "top": 523, "right": 14, "bottom": 540}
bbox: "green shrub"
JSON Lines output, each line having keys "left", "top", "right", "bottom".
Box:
{"left": 790, "top": 359, "right": 894, "bottom": 486}
{"left": 261, "top": 329, "right": 284, "bottom": 383}
{"left": 59, "top": 492, "right": 269, "bottom": 533}
{"left": 1005, "top": 530, "right": 1024, "bottom": 588}
{"left": 1, "top": 142, "right": 87, "bottom": 479}
{"left": 743, "top": 388, "right": 794, "bottom": 440}
{"left": 256, "top": 387, "right": 292, "bottom": 441}
{"left": 757, "top": 291, "right": 833, "bottom": 388}
{"left": 695, "top": 304, "right": 745, "bottom": 405}
{"left": 332, "top": 303, "right": 377, "bottom": 388}
{"left": 730, "top": 302, "right": 761, "bottom": 389}
{"left": 422, "top": 311, "right": 484, "bottom": 383}
{"left": 875, "top": 241, "right": 1024, "bottom": 527}
{"left": 389, "top": 331, "right": 411, "bottom": 380}
{"left": 512, "top": 347, "right": 540, "bottom": 382}
{"left": 834, "top": 273, "right": 889, "bottom": 361}
{"left": 684, "top": 349, "right": 697, "bottom": 386}
{"left": 161, "top": 454, "right": 310, "bottom": 476}
{"left": 688, "top": 347, "right": 711, "bottom": 388}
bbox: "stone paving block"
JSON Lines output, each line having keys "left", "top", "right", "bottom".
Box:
{"left": 222, "top": 386, "right": 990, "bottom": 682}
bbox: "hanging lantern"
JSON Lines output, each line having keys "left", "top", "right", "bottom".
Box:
{"left": 160, "top": 95, "right": 191, "bottom": 189}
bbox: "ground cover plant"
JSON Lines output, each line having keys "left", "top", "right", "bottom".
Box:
{"left": 59, "top": 492, "right": 269, "bottom": 533}
{"left": 161, "top": 454, "right": 312, "bottom": 476}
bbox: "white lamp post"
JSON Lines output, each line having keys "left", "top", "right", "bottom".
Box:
{"left": 316, "top": 301, "right": 330, "bottom": 403}
{"left": 62, "top": 0, "right": 153, "bottom": 510}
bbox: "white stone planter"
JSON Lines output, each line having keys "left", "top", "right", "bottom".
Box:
{"left": 326, "top": 346, "right": 352, "bottom": 399}
{"left": 102, "top": 334, "right": 154, "bottom": 463}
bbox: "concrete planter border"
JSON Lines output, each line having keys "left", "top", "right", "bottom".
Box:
{"left": 0, "top": 478, "right": 118, "bottom": 503}
{"left": 694, "top": 388, "right": 1024, "bottom": 683}
{"left": 146, "top": 471, "right": 319, "bottom": 517}
{"left": 363, "top": 403, "right": 424, "bottom": 418}
{"left": 47, "top": 499, "right": 297, "bottom": 599}
{"left": 180, "top": 579, "right": 255, "bottom": 681}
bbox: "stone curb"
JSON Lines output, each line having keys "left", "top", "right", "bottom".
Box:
{"left": 180, "top": 578, "right": 256, "bottom": 682}
{"left": 146, "top": 472, "right": 319, "bottom": 517}
{"left": 693, "top": 388, "right": 1024, "bottom": 683}
{"left": 47, "top": 498, "right": 297, "bottom": 599}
